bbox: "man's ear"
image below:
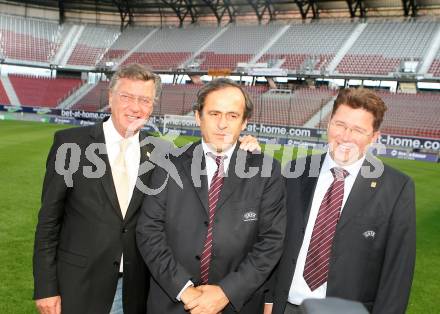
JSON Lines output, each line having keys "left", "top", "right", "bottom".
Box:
{"left": 241, "top": 119, "right": 248, "bottom": 131}
{"left": 371, "top": 130, "right": 380, "bottom": 144}
{"left": 108, "top": 91, "right": 113, "bottom": 109}
{"left": 195, "top": 110, "right": 201, "bottom": 127}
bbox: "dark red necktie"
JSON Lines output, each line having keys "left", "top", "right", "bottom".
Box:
{"left": 200, "top": 154, "right": 225, "bottom": 284}
{"left": 303, "top": 167, "right": 349, "bottom": 291}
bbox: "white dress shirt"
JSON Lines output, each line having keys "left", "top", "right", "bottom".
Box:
{"left": 202, "top": 140, "right": 236, "bottom": 187}
{"left": 103, "top": 117, "right": 140, "bottom": 272}
{"left": 176, "top": 140, "right": 237, "bottom": 301}
{"left": 287, "top": 152, "right": 365, "bottom": 305}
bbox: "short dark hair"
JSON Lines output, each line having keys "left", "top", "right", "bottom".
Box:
{"left": 193, "top": 78, "right": 253, "bottom": 120}
{"left": 331, "top": 88, "right": 388, "bottom": 131}
{"left": 109, "top": 63, "right": 162, "bottom": 104}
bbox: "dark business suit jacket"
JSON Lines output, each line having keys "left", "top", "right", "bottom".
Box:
{"left": 136, "top": 141, "right": 286, "bottom": 314}
{"left": 33, "top": 121, "right": 154, "bottom": 314}
{"left": 270, "top": 153, "right": 415, "bottom": 314}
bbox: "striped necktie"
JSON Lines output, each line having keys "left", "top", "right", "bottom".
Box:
{"left": 303, "top": 167, "right": 349, "bottom": 291}
{"left": 200, "top": 154, "right": 226, "bottom": 284}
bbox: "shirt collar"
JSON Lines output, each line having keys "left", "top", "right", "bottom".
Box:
{"left": 103, "top": 116, "right": 139, "bottom": 145}
{"left": 322, "top": 150, "right": 366, "bottom": 179}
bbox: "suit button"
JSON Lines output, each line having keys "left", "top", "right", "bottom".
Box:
{"left": 204, "top": 221, "right": 209, "bottom": 226}
{"left": 122, "top": 228, "right": 128, "bottom": 233}
{"left": 195, "top": 255, "right": 200, "bottom": 260}
{"left": 113, "top": 261, "right": 119, "bottom": 267}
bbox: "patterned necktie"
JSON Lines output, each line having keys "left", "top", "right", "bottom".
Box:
{"left": 303, "top": 167, "right": 349, "bottom": 291}
{"left": 112, "top": 139, "right": 130, "bottom": 218}
{"left": 200, "top": 154, "right": 226, "bottom": 284}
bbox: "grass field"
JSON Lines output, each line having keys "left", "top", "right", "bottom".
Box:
{"left": 0, "top": 119, "right": 439, "bottom": 313}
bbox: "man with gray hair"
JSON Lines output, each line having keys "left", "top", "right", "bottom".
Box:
{"left": 33, "top": 64, "right": 160, "bottom": 314}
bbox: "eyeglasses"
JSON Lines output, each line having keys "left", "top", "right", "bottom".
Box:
{"left": 329, "top": 121, "right": 373, "bottom": 138}
{"left": 116, "top": 92, "right": 153, "bottom": 107}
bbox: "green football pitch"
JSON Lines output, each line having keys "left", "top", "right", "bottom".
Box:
{"left": 0, "top": 120, "right": 439, "bottom": 313}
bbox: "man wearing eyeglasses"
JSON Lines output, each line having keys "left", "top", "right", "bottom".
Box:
{"left": 265, "top": 88, "right": 415, "bottom": 314}
{"left": 33, "top": 64, "right": 161, "bottom": 314}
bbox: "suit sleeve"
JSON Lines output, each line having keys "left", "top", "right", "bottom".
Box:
{"left": 218, "top": 161, "right": 287, "bottom": 312}
{"left": 263, "top": 261, "right": 279, "bottom": 304}
{"left": 136, "top": 165, "right": 193, "bottom": 301}
{"left": 33, "top": 131, "right": 68, "bottom": 299}
{"left": 372, "top": 177, "right": 416, "bottom": 314}
{"left": 262, "top": 159, "right": 300, "bottom": 304}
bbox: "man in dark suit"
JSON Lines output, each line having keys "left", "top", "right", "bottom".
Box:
{"left": 265, "top": 88, "right": 416, "bottom": 314}
{"left": 33, "top": 64, "right": 161, "bottom": 314}
{"left": 136, "top": 78, "right": 286, "bottom": 314}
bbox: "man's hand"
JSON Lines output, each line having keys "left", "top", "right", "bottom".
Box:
{"left": 239, "top": 135, "right": 261, "bottom": 152}
{"left": 264, "top": 303, "right": 273, "bottom": 314}
{"left": 185, "top": 285, "right": 229, "bottom": 314}
{"left": 180, "top": 286, "right": 203, "bottom": 305}
{"left": 35, "top": 296, "right": 61, "bottom": 314}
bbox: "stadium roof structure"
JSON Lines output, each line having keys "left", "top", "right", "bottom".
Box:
{"left": 2, "top": 0, "right": 440, "bottom": 28}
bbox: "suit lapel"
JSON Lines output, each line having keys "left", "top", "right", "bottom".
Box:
{"left": 301, "top": 154, "right": 325, "bottom": 226}
{"left": 215, "top": 145, "right": 242, "bottom": 212}
{"left": 336, "top": 157, "right": 381, "bottom": 232}
{"left": 90, "top": 123, "right": 123, "bottom": 220}
{"left": 301, "top": 175, "right": 318, "bottom": 227}
{"left": 124, "top": 131, "right": 155, "bottom": 222}
{"left": 182, "top": 142, "right": 209, "bottom": 214}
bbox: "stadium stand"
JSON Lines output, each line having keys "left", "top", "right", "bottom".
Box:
{"left": 99, "top": 27, "right": 156, "bottom": 66}
{"left": 196, "top": 24, "right": 282, "bottom": 71}
{"left": 122, "top": 26, "right": 219, "bottom": 70}
{"left": 0, "top": 79, "right": 10, "bottom": 104}
{"left": 258, "top": 21, "right": 356, "bottom": 73}
{"left": 155, "top": 84, "right": 200, "bottom": 115}
{"left": 9, "top": 75, "right": 83, "bottom": 107}
{"left": 428, "top": 45, "right": 440, "bottom": 77}
{"left": 66, "top": 24, "right": 120, "bottom": 67}
{"left": 379, "top": 91, "right": 440, "bottom": 138}
{"left": 336, "top": 20, "right": 438, "bottom": 75}
{"left": 0, "top": 13, "right": 438, "bottom": 141}
{"left": 0, "top": 14, "right": 66, "bottom": 64}
{"left": 1, "top": 14, "right": 439, "bottom": 78}
{"left": 71, "top": 81, "right": 109, "bottom": 111}
{"left": 251, "top": 87, "right": 336, "bottom": 126}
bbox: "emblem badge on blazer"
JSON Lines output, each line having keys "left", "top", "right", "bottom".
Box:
{"left": 243, "top": 211, "right": 258, "bottom": 222}
{"left": 362, "top": 230, "right": 376, "bottom": 239}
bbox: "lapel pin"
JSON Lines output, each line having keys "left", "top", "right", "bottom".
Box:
{"left": 370, "top": 181, "right": 377, "bottom": 188}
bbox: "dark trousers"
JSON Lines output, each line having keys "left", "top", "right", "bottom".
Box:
{"left": 284, "top": 302, "right": 303, "bottom": 314}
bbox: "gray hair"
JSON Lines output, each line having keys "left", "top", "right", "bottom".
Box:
{"left": 109, "top": 63, "right": 162, "bottom": 104}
